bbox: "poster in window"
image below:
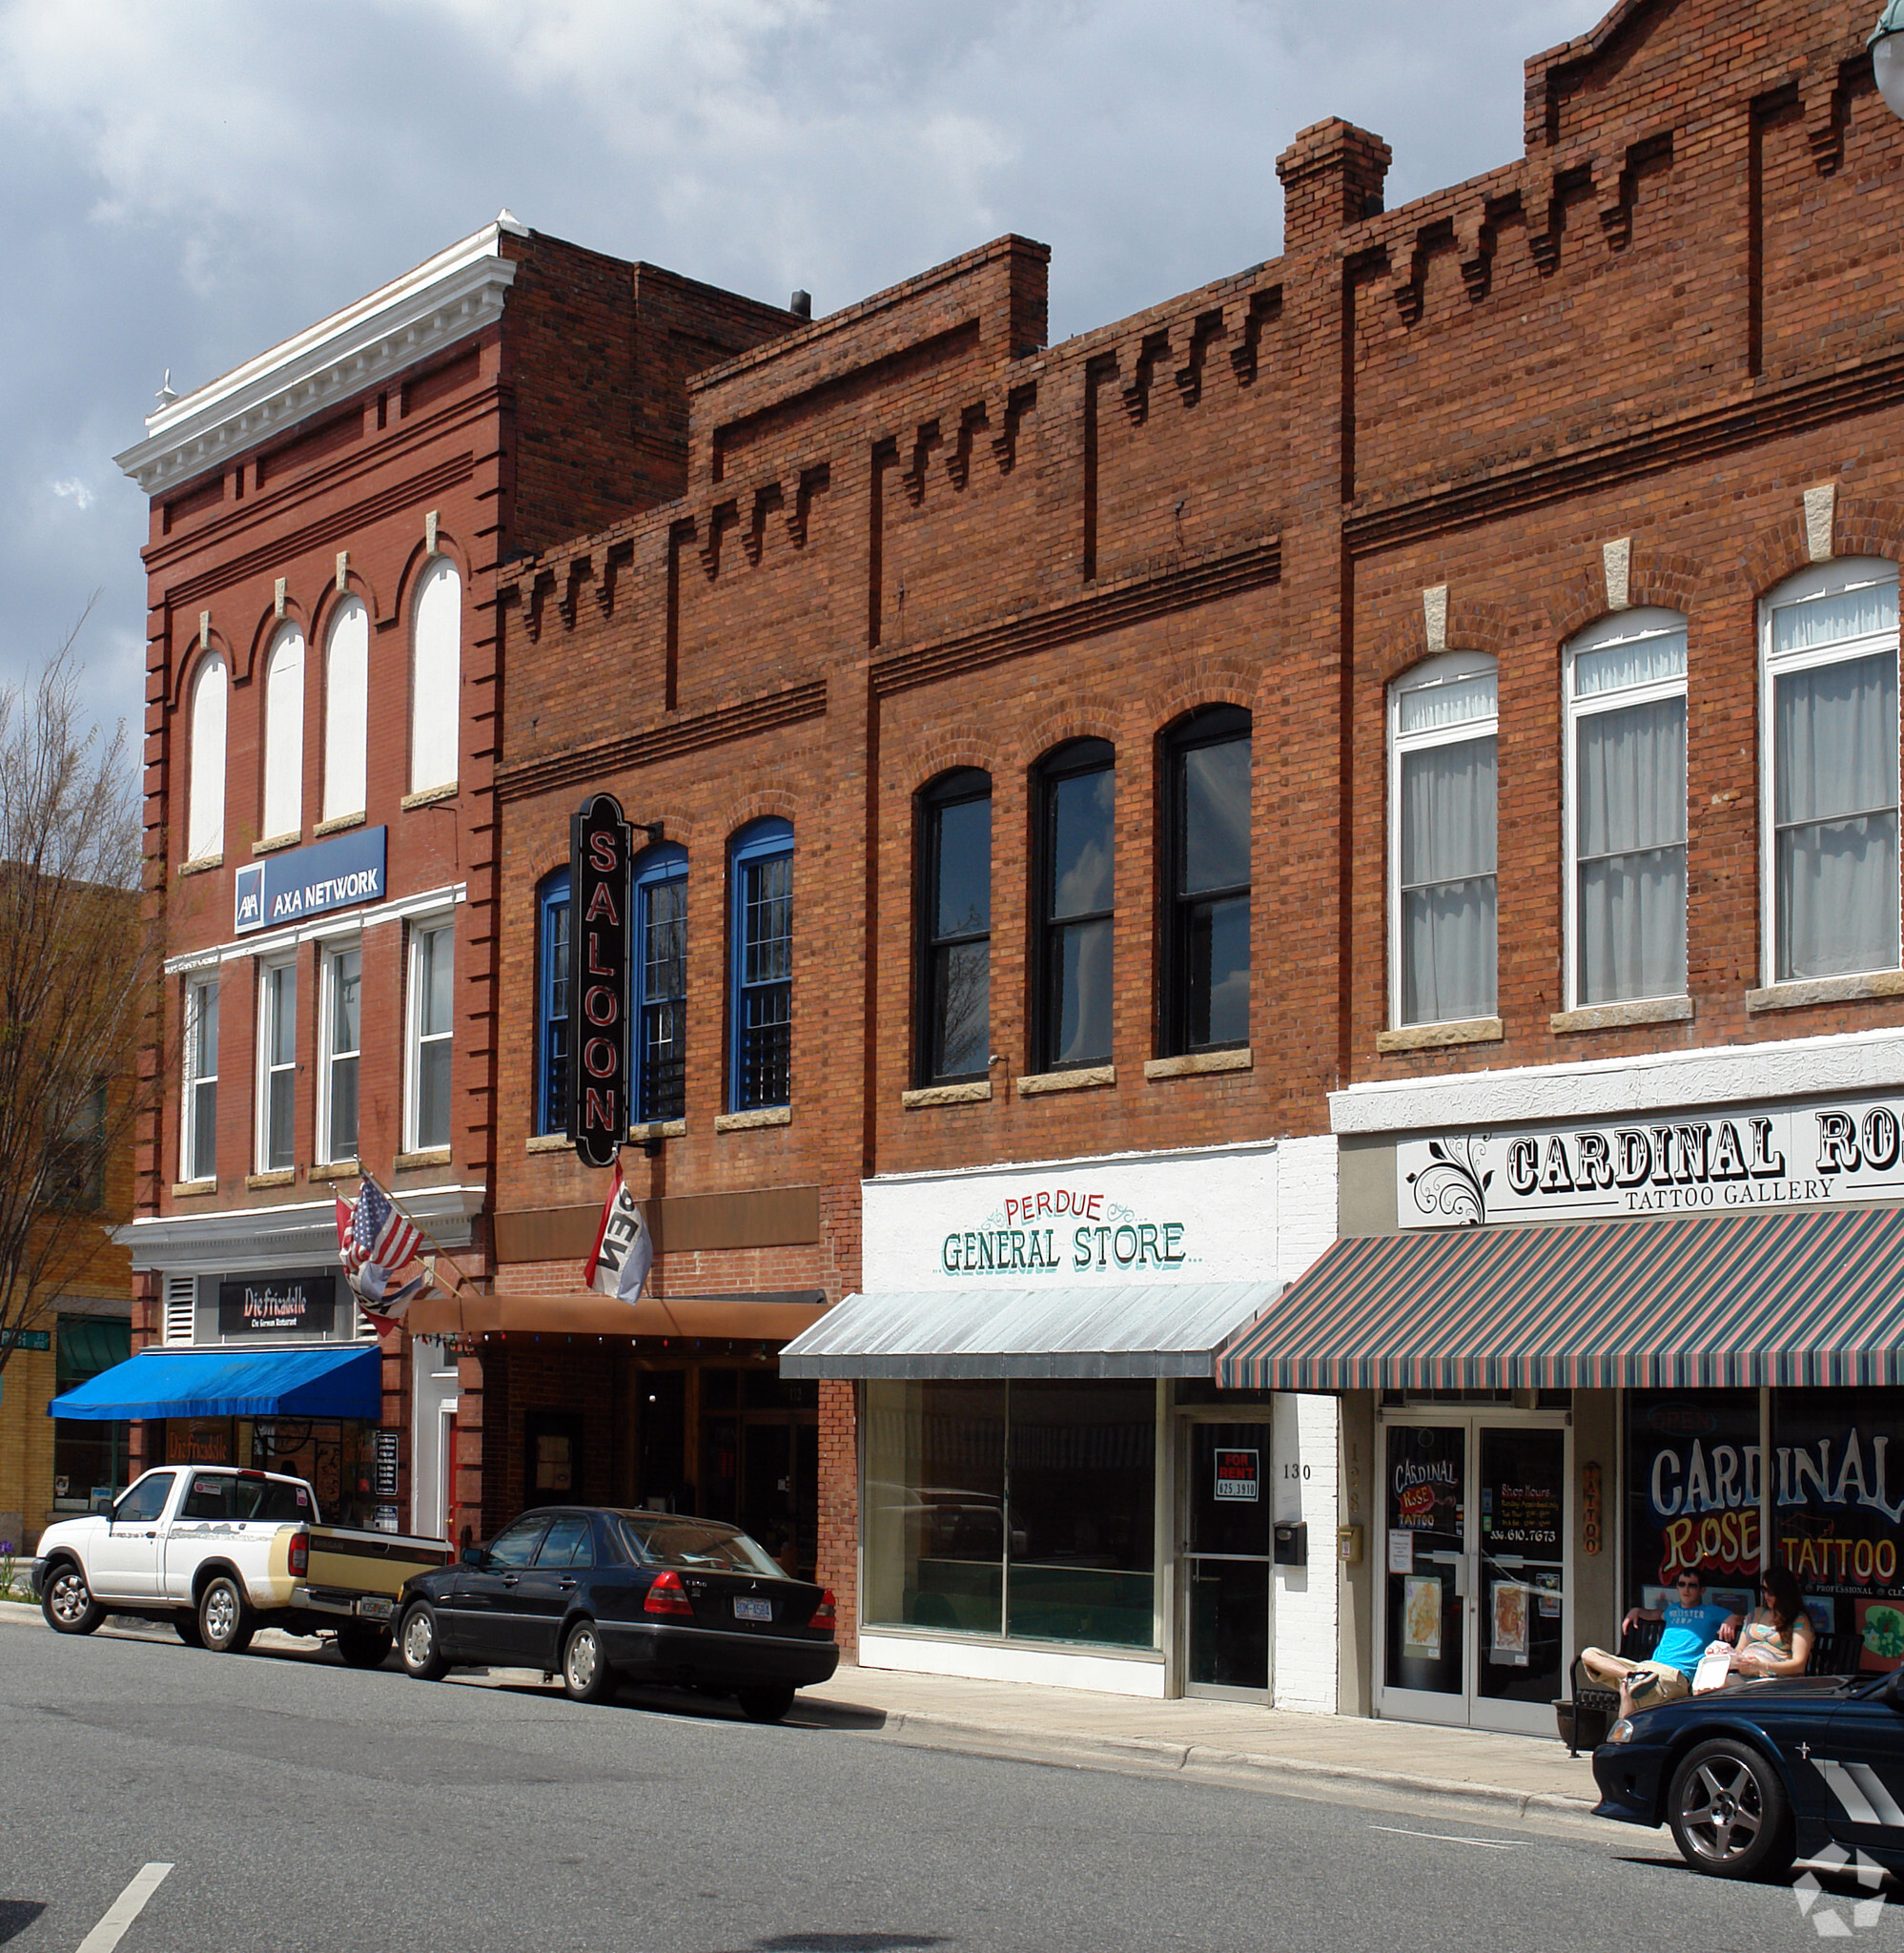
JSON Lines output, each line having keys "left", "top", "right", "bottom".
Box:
{"left": 1213, "top": 1449, "right": 1259, "bottom": 1502}
{"left": 1387, "top": 1528, "right": 1415, "bottom": 1574}
{"left": 1489, "top": 1581, "right": 1530, "bottom": 1666}
{"left": 1402, "top": 1574, "right": 1443, "bottom": 1660}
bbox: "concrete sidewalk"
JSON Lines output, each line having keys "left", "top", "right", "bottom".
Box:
{"left": 795, "top": 1661, "right": 1603, "bottom": 1816}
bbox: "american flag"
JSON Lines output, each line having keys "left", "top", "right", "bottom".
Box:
{"left": 336, "top": 1175, "right": 429, "bottom": 1330}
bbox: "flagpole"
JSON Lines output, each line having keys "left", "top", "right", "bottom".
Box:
{"left": 367, "top": 1173, "right": 483, "bottom": 1300}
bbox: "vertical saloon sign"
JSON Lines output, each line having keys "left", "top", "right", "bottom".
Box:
{"left": 568, "top": 793, "right": 632, "bottom": 1168}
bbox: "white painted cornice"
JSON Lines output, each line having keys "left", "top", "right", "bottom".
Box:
{"left": 114, "top": 216, "right": 527, "bottom": 498}
{"left": 1331, "top": 1025, "right": 1904, "bottom": 1135}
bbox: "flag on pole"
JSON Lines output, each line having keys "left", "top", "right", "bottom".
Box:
{"left": 336, "top": 1174, "right": 430, "bottom": 1332}
{"left": 586, "top": 1161, "right": 653, "bottom": 1305}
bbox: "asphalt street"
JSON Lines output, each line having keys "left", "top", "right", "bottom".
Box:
{"left": 0, "top": 1608, "right": 1895, "bottom": 1952}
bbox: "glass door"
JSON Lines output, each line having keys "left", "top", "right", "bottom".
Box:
{"left": 1181, "top": 1420, "right": 1272, "bottom": 1698}
{"left": 1378, "top": 1413, "right": 1568, "bottom": 1735}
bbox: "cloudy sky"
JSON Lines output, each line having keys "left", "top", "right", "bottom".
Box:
{"left": 1, "top": 0, "right": 1601, "bottom": 744}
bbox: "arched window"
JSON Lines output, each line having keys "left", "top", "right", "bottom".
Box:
{"left": 536, "top": 869, "right": 571, "bottom": 1136}
{"left": 1034, "top": 739, "right": 1115, "bottom": 1071}
{"left": 635, "top": 844, "right": 688, "bottom": 1124}
{"left": 1565, "top": 609, "right": 1687, "bottom": 1009}
{"left": 185, "top": 654, "right": 227, "bottom": 863}
{"left": 1389, "top": 655, "right": 1497, "bottom": 1028}
{"left": 916, "top": 770, "right": 992, "bottom": 1086}
{"left": 410, "top": 556, "right": 461, "bottom": 795}
{"left": 1762, "top": 558, "right": 1901, "bottom": 985}
{"left": 323, "top": 597, "right": 369, "bottom": 824}
{"left": 1159, "top": 709, "right": 1250, "bottom": 1056}
{"left": 260, "top": 624, "right": 304, "bottom": 842}
{"left": 729, "top": 819, "right": 793, "bottom": 1112}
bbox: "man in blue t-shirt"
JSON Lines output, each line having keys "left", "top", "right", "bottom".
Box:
{"left": 1579, "top": 1568, "right": 1742, "bottom": 1718}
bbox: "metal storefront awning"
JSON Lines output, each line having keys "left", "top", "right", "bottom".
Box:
{"left": 779, "top": 1282, "right": 1281, "bottom": 1380}
{"left": 1218, "top": 1203, "right": 1904, "bottom": 1393}
{"left": 400, "top": 1290, "right": 831, "bottom": 1341}
{"left": 47, "top": 1345, "right": 382, "bottom": 1421}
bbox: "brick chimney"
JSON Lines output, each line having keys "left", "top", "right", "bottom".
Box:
{"left": 1277, "top": 117, "right": 1392, "bottom": 255}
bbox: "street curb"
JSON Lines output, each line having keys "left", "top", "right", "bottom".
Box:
{"left": 810, "top": 1701, "right": 1597, "bottom": 1817}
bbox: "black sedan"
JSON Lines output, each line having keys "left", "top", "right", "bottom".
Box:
{"left": 393, "top": 1507, "right": 838, "bottom": 1721}
{"left": 1593, "top": 1667, "right": 1904, "bottom": 1881}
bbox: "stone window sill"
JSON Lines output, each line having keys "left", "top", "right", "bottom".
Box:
{"left": 1016, "top": 1065, "right": 1115, "bottom": 1096}
{"left": 246, "top": 1169, "right": 296, "bottom": 1190}
{"left": 1376, "top": 1018, "right": 1503, "bottom": 1054}
{"left": 171, "top": 1179, "right": 216, "bottom": 1199}
{"left": 715, "top": 1106, "right": 790, "bottom": 1132}
{"left": 402, "top": 783, "right": 459, "bottom": 812}
{"left": 177, "top": 853, "right": 222, "bottom": 878}
{"left": 308, "top": 1158, "right": 359, "bottom": 1182}
{"left": 902, "top": 1081, "right": 993, "bottom": 1109}
{"left": 396, "top": 1147, "right": 452, "bottom": 1169}
{"left": 253, "top": 831, "right": 301, "bottom": 855}
{"left": 315, "top": 811, "right": 366, "bottom": 837}
{"left": 630, "top": 1119, "right": 687, "bottom": 1141}
{"left": 1144, "top": 1047, "right": 1252, "bottom": 1080}
{"left": 1550, "top": 997, "right": 1692, "bottom": 1035}
{"left": 526, "top": 1133, "right": 571, "bottom": 1154}
{"left": 1746, "top": 970, "right": 1904, "bottom": 1013}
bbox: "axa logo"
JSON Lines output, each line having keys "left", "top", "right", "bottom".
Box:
{"left": 235, "top": 864, "right": 264, "bottom": 933}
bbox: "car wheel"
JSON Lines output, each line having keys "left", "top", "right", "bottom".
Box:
{"left": 1668, "top": 1737, "right": 1795, "bottom": 1881}
{"left": 174, "top": 1613, "right": 204, "bottom": 1648}
{"left": 337, "top": 1623, "right": 394, "bottom": 1670}
{"left": 735, "top": 1684, "right": 796, "bottom": 1724}
{"left": 197, "top": 1574, "right": 256, "bottom": 1655}
{"left": 40, "top": 1561, "right": 103, "bottom": 1636}
{"left": 562, "top": 1621, "right": 616, "bottom": 1704}
{"left": 399, "top": 1602, "right": 449, "bottom": 1681}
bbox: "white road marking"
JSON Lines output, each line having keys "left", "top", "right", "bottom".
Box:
{"left": 74, "top": 1862, "right": 173, "bottom": 1953}
{"left": 1368, "top": 1825, "right": 1519, "bottom": 1849}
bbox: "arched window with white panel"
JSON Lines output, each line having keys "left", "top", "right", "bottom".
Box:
{"left": 185, "top": 654, "right": 227, "bottom": 864}
{"left": 1762, "top": 557, "right": 1901, "bottom": 986}
{"left": 323, "top": 597, "right": 369, "bottom": 824}
{"left": 260, "top": 623, "right": 305, "bottom": 842}
{"left": 410, "top": 557, "right": 461, "bottom": 796}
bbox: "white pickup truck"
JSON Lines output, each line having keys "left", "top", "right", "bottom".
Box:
{"left": 29, "top": 1465, "right": 450, "bottom": 1667}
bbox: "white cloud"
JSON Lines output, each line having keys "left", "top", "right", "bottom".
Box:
{"left": 51, "top": 478, "right": 94, "bottom": 511}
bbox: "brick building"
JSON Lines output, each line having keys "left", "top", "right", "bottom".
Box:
{"left": 110, "top": 0, "right": 1904, "bottom": 1727}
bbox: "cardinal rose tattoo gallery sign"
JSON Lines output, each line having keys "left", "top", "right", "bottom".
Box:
{"left": 1397, "top": 1093, "right": 1904, "bottom": 1229}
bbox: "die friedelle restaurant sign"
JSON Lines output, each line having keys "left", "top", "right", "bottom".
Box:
{"left": 1397, "top": 1094, "right": 1904, "bottom": 1229}
{"left": 235, "top": 827, "right": 387, "bottom": 936}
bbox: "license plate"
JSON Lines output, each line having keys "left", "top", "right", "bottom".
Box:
{"left": 733, "top": 1596, "right": 773, "bottom": 1622}
{"left": 356, "top": 1596, "right": 394, "bottom": 1620}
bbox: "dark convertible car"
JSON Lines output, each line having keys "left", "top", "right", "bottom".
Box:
{"left": 1594, "top": 1668, "right": 1904, "bottom": 1881}
{"left": 394, "top": 1507, "right": 838, "bottom": 1721}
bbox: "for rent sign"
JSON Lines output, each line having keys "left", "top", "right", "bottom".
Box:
{"left": 1396, "top": 1094, "right": 1904, "bottom": 1228}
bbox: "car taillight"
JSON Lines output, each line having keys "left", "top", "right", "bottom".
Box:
{"left": 644, "top": 1570, "right": 694, "bottom": 1617}
{"left": 811, "top": 1589, "right": 836, "bottom": 1632}
{"left": 288, "top": 1532, "right": 308, "bottom": 1577}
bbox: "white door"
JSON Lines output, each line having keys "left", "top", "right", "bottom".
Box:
{"left": 88, "top": 1470, "right": 177, "bottom": 1599}
{"left": 411, "top": 1341, "right": 459, "bottom": 1541}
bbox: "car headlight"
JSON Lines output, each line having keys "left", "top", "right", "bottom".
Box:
{"left": 1607, "top": 1717, "right": 1636, "bottom": 1744}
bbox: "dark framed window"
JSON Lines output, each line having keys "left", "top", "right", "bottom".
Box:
{"left": 917, "top": 770, "right": 992, "bottom": 1085}
{"left": 1034, "top": 740, "right": 1115, "bottom": 1071}
{"left": 729, "top": 818, "right": 793, "bottom": 1111}
{"left": 51, "top": 1080, "right": 108, "bottom": 1210}
{"left": 1160, "top": 707, "right": 1251, "bottom": 1056}
{"left": 536, "top": 869, "right": 570, "bottom": 1136}
{"left": 634, "top": 844, "right": 687, "bottom": 1123}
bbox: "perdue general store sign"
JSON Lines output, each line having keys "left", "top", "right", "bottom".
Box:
{"left": 1397, "top": 1094, "right": 1904, "bottom": 1229}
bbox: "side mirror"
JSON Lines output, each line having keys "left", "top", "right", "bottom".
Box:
{"left": 460, "top": 1543, "right": 487, "bottom": 1568}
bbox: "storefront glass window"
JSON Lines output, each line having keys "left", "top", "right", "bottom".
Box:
{"left": 51, "top": 1316, "right": 131, "bottom": 1508}
{"left": 1624, "top": 1390, "right": 1760, "bottom": 1619}
{"left": 1772, "top": 1388, "right": 1904, "bottom": 1670}
{"left": 865, "top": 1379, "right": 1157, "bottom": 1651}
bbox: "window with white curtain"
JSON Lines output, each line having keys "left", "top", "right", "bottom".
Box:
{"left": 186, "top": 655, "right": 227, "bottom": 863}
{"left": 407, "top": 918, "right": 454, "bottom": 1152}
{"left": 1390, "top": 655, "right": 1498, "bottom": 1027}
{"left": 261, "top": 624, "right": 305, "bottom": 842}
{"left": 410, "top": 557, "right": 461, "bottom": 795}
{"left": 256, "top": 956, "right": 297, "bottom": 1172}
{"left": 1566, "top": 609, "right": 1688, "bottom": 1008}
{"left": 323, "top": 598, "right": 369, "bottom": 823}
{"left": 1763, "top": 559, "right": 1901, "bottom": 985}
{"left": 182, "top": 976, "right": 218, "bottom": 1183}
{"left": 318, "top": 942, "right": 361, "bottom": 1165}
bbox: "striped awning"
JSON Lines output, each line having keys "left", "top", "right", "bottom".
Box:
{"left": 1217, "top": 1203, "right": 1904, "bottom": 1392}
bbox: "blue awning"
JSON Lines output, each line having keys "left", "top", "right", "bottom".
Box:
{"left": 47, "top": 1346, "right": 380, "bottom": 1422}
